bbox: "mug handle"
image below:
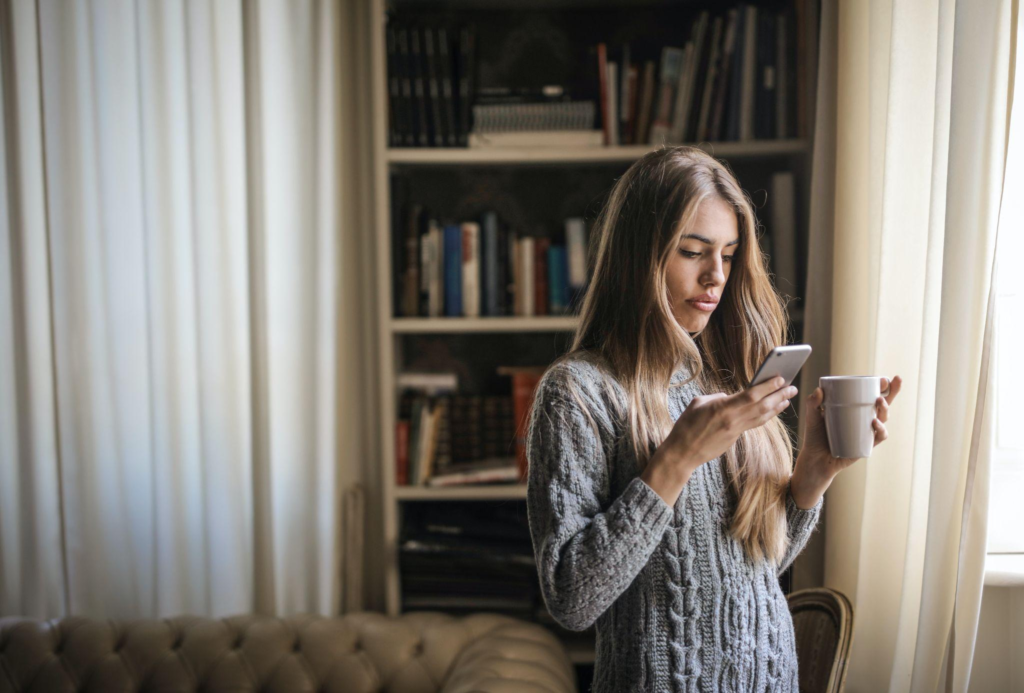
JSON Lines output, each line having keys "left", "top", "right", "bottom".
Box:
{"left": 881, "top": 377, "right": 892, "bottom": 398}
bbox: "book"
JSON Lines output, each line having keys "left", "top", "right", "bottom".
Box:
{"left": 623, "top": 64, "right": 640, "bottom": 145}
{"left": 565, "top": 217, "right": 588, "bottom": 310}
{"left": 437, "top": 27, "right": 458, "bottom": 146}
{"left": 776, "top": 11, "right": 790, "bottom": 139}
{"left": 635, "top": 60, "right": 657, "bottom": 145}
{"left": 409, "top": 26, "right": 430, "bottom": 147}
{"left": 517, "top": 237, "right": 535, "bottom": 317}
{"left": 396, "top": 372, "right": 458, "bottom": 395}
{"left": 548, "top": 245, "right": 568, "bottom": 314}
{"left": 649, "top": 46, "right": 684, "bottom": 144}
{"left": 481, "top": 212, "right": 500, "bottom": 316}
{"left": 402, "top": 204, "right": 422, "bottom": 316}
{"left": 423, "top": 27, "right": 446, "bottom": 147}
{"left": 443, "top": 223, "right": 463, "bottom": 316}
{"left": 670, "top": 11, "right": 709, "bottom": 143}
{"left": 498, "top": 366, "right": 546, "bottom": 481}
{"left": 425, "top": 219, "right": 444, "bottom": 317}
{"left": 457, "top": 26, "right": 475, "bottom": 146}
{"left": 468, "top": 130, "right": 603, "bottom": 148}
{"left": 606, "top": 61, "right": 619, "bottom": 145}
{"left": 696, "top": 16, "right": 725, "bottom": 142}
{"left": 396, "top": 27, "right": 416, "bottom": 146}
{"left": 534, "top": 236, "right": 550, "bottom": 316}
{"left": 426, "top": 461, "right": 521, "bottom": 487}
{"left": 770, "top": 171, "right": 798, "bottom": 297}
{"left": 385, "top": 23, "right": 403, "bottom": 147}
{"left": 725, "top": 7, "right": 747, "bottom": 141}
{"left": 461, "top": 221, "right": 480, "bottom": 317}
{"left": 739, "top": 5, "right": 759, "bottom": 141}
{"left": 710, "top": 10, "right": 740, "bottom": 142}
{"left": 755, "top": 11, "right": 777, "bottom": 140}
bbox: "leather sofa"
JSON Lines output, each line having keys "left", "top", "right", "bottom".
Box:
{"left": 0, "top": 611, "right": 577, "bottom": 692}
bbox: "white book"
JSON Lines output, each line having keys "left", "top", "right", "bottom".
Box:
{"left": 740, "top": 6, "right": 758, "bottom": 141}
{"left": 396, "top": 372, "right": 458, "bottom": 394}
{"left": 565, "top": 218, "right": 587, "bottom": 290}
{"left": 519, "top": 237, "right": 535, "bottom": 317}
{"left": 770, "top": 171, "right": 797, "bottom": 296}
{"left": 606, "top": 62, "right": 619, "bottom": 146}
{"left": 696, "top": 17, "right": 724, "bottom": 142}
{"left": 468, "top": 130, "right": 604, "bottom": 148}
{"left": 461, "top": 222, "right": 480, "bottom": 317}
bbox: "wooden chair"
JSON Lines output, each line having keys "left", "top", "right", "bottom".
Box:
{"left": 787, "top": 587, "right": 854, "bottom": 693}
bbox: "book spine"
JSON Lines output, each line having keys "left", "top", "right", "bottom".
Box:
{"left": 443, "top": 223, "right": 463, "bottom": 316}
{"left": 776, "top": 11, "right": 790, "bottom": 139}
{"left": 534, "top": 236, "right": 550, "bottom": 316}
{"left": 396, "top": 420, "right": 409, "bottom": 485}
{"left": 636, "top": 61, "right": 656, "bottom": 145}
{"left": 548, "top": 245, "right": 567, "bottom": 314}
{"left": 397, "top": 27, "right": 416, "bottom": 146}
{"left": 409, "top": 27, "right": 430, "bottom": 147}
{"left": 497, "top": 222, "right": 509, "bottom": 315}
{"left": 482, "top": 212, "right": 500, "bottom": 316}
{"left": 696, "top": 17, "right": 724, "bottom": 142}
{"left": 726, "top": 8, "right": 747, "bottom": 141}
{"left": 402, "top": 204, "right": 421, "bottom": 316}
{"left": 519, "top": 237, "right": 535, "bottom": 317}
{"left": 739, "top": 6, "right": 758, "bottom": 141}
{"left": 462, "top": 221, "right": 480, "bottom": 317}
{"left": 437, "top": 28, "right": 458, "bottom": 147}
{"left": 597, "top": 43, "right": 609, "bottom": 145}
{"left": 710, "top": 10, "right": 739, "bottom": 142}
{"left": 457, "top": 26, "right": 475, "bottom": 146}
{"left": 510, "top": 372, "right": 543, "bottom": 481}
{"left": 428, "top": 220, "right": 444, "bottom": 316}
{"left": 565, "top": 218, "right": 587, "bottom": 310}
{"left": 649, "top": 47, "right": 684, "bottom": 144}
{"left": 386, "top": 24, "right": 403, "bottom": 147}
{"left": 424, "top": 27, "right": 446, "bottom": 147}
{"left": 606, "top": 61, "right": 619, "bottom": 145}
{"left": 508, "top": 230, "right": 519, "bottom": 316}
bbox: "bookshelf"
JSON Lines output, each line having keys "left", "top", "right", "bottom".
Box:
{"left": 370, "top": 0, "right": 820, "bottom": 671}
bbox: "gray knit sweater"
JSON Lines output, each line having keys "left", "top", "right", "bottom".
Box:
{"left": 525, "top": 357, "right": 823, "bottom": 693}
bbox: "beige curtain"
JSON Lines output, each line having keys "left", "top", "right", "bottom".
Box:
{"left": 800, "top": 0, "right": 1019, "bottom": 690}
{"left": 0, "top": 0, "right": 374, "bottom": 619}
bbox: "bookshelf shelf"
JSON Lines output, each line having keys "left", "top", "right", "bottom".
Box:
{"left": 388, "top": 139, "right": 809, "bottom": 166}
{"left": 391, "top": 316, "right": 580, "bottom": 333}
{"left": 394, "top": 484, "right": 528, "bottom": 501}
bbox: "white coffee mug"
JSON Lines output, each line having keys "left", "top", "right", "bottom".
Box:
{"left": 819, "top": 376, "right": 890, "bottom": 459}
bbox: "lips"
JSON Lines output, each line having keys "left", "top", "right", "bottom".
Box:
{"left": 686, "top": 295, "right": 719, "bottom": 312}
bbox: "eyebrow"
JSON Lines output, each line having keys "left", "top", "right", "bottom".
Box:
{"left": 682, "top": 234, "right": 741, "bottom": 247}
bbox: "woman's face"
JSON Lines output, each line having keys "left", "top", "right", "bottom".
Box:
{"left": 666, "top": 197, "right": 740, "bottom": 334}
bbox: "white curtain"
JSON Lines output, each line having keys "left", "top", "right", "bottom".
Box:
{"left": 0, "top": 0, "right": 374, "bottom": 619}
{"left": 799, "top": 0, "right": 1020, "bottom": 690}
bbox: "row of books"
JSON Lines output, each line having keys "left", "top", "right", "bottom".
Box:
{"left": 400, "top": 503, "right": 542, "bottom": 620}
{"left": 395, "top": 208, "right": 589, "bottom": 319}
{"left": 395, "top": 369, "right": 544, "bottom": 486}
{"left": 601, "top": 5, "right": 800, "bottom": 146}
{"left": 386, "top": 22, "right": 474, "bottom": 148}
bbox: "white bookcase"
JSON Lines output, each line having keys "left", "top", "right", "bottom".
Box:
{"left": 369, "top": 0, "right": 818, "bottom": 667}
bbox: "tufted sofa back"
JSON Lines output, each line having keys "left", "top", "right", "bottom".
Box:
{"left": 0, "top": 611, "right": 577, "bottom": 693}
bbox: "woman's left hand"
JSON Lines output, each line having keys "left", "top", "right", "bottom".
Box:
{"left": 788, "top": 375, "right": 903, "bottom": 509}
{"left": 798, "top": 375, "right": 903, "bottom": 478}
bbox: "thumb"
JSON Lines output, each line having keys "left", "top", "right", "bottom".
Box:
{"left": 806, "top": 387, "right": 824, "bottom": 413}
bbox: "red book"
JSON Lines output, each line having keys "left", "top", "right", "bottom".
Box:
{"left": 597, "top": 43, "right": 609, "bottom": 145}
{"left": 395, "top": 420, "right": 410, "bottom": 485}
{"left": 499, "top": 367, "right": 546, "bottom": 482}
{"left": 534, "top": 237, "right": 550, "bottom": 316}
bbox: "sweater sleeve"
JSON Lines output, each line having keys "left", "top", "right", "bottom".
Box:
{"left": 525, "top": 367, "right": 674, "bottom": 632}
{"left": 776, "top": 483, "right": 824, "bottom": 577}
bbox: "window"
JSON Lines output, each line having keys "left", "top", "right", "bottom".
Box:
{"left": 986, "top": 102, "right": 1023, "bottom": 556}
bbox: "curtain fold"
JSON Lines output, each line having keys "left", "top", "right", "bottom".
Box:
{"left": 0, "top": 0, "right": 370, "bottom": 619}
{"left": 805, "top": 0, "right": 1018, "bottom": 690}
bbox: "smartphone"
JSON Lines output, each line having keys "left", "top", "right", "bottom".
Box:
{"left": 749, "top": 344, "right": 813, "bottom": 389}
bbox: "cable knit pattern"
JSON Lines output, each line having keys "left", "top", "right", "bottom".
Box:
{"left": 526, "top": 358, "right": 823, "bottom": 692}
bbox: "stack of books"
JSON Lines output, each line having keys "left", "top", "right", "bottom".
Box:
{"left": 400, "top": 503, "right": 540, "bottom": 618}
{"left": 394, "top": 208, "right": 589, "bottom": 319}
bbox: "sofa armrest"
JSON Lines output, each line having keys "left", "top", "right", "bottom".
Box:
{"left": 440, "top": 618, "right": 576, "bottom": 693}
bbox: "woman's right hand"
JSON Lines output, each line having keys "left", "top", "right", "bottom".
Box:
{"left": 652, "top": 376, "right": 797, "bottom": 481}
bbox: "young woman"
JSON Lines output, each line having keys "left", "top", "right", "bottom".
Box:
{"left": 525, "top": 146, "right": 902, "bottom": 692}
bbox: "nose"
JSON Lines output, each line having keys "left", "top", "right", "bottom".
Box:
{"left": 700, "top": 256, "right": 726, "bottom": 286}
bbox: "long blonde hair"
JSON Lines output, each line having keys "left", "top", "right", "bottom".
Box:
{"left": 553, "top": 146, "right": 793, "bottom": 564}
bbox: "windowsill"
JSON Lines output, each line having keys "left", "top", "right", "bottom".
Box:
{"left": 985, "top": 554, "right": 1024, "bottom": 586}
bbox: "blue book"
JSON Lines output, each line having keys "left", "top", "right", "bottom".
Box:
{"left": 548, "top": 246, "right": 568, "bottom": 314}
{"left": 482, "top": 211, "right": 500, "bottom": 316}
{"left": 443, "top": 223, "right": 463, "bottom": 316}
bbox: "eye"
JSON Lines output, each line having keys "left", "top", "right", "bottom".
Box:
{"left": 723, "top": 255, "right": 735, "bottom": 262}
{"left": 679, "top": 250, "right": 701, "bottom": 258}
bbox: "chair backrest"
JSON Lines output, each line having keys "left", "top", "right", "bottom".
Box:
{"left": 787, "top": 587, "right": 854, "bottom": 693}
